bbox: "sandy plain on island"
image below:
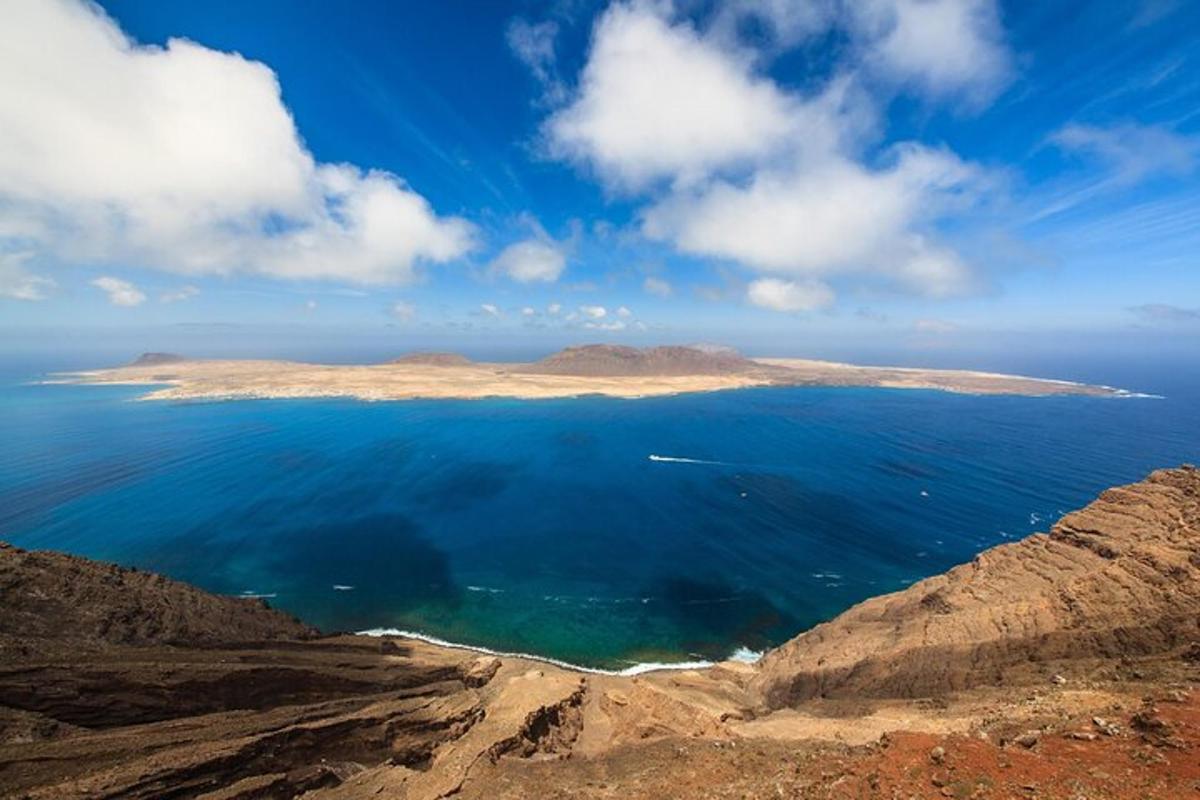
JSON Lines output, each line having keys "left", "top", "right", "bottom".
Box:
{"left": 61, "top": 347, "right": 1125, "bottom": 402}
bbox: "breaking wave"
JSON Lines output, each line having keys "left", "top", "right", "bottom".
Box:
{"left": 358, "top": 627, "right": 760, "bottom": 677}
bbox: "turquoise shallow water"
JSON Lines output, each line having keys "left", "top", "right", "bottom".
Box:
{"left": 1, "top": 359, "right": 1196, "bottom": 670}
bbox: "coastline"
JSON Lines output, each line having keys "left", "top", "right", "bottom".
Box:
{"left": 57, "top": 350, "right": 1136, "bottom": 402}
{"left": 357, "top": 626, "right": 762, "bottom": 677}
{"left": 3, "top": 465, "right": 1199, "bottom": 799}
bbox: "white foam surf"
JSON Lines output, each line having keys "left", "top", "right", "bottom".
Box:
{"left": 728, "top": 646, "right": 763, "bottom": 664}
{"left": 357, "top": 627, "right": 756, "bottom": 677}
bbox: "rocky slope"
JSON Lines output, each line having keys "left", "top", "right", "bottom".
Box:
{"left": 128, "top": 352, "right": 187, "bottom": 367}
{"left": 1, "top": 466, "right": 1197, "bottom": 798}
{"left": 752, "top": 465, "right": 1200, "bottom": 707}
{"left": 520, "top": 344, "right": 761, "bottom": 376}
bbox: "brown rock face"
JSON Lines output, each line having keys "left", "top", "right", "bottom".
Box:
{"left": 126, "top": 352, "right": 186, "bottom": 367}
{"left": 522, "top": 344, "right": 756, "bottom": 376}
{"left": 0, "top": 543, "right": 315, "bottom": 646}
{"left": 751, "top": 465, "right": 1200, "bottom": 707}
{"left": 2, "top": 466, "right": 1198, "bottom": 799}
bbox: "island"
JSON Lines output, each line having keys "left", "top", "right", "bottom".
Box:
{"left": 59, "top": 344, "right": 1132, "bottom": 401}
{"left": 2, "top": 465, "right": 1197, "bottom": 798}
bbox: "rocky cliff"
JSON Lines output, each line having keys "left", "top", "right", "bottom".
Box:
{"left": 1, "top": 467, "right": 1197, "bottom": 799}
{"left": 752, "top": 465, "right": 1200, "bottom": 707}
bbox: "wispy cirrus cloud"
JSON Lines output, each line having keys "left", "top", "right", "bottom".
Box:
{"left": 160, "top": 285, "right": 199, "bottom": 303}
{"left": 1051, "top": 122, "right": 1198, "bottom": 184}
{"left": 1129, "top": 303, "right": 1200, "bottom": 323}
{"left": 0, "top": 252, "right": 55, "bottom": 300}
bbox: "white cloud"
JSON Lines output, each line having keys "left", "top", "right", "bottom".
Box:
{"left": 390, "top": 301, "right": 416, "bottom": 322}
{"left": 643, "top": 276, "right": 673, "bottom": 297}
{"left": 711, "top": 0, "right": 1011, "bottom": 102}
{"left": 851, "top": 0, "right": 1011, "bottom": 104}
{"left": 304, "top": 299, "right": 318, "bottom": 312}
{"left": 1051, "top": 123, "right": 1198, "bottom": 184}
{"left": 616, "top": 305, "right": 632, "bottom": 317}
{"left": 584, "top": 319, "right": 627, "bottom": 331}
{"left": 544, "top": 2, "right": 991, "bottom": 306}
{"left": 547, "top": 302, "right": 562, "bottom": 315}
{"left": 160, "top": 284, "right": 199, "bottom": 303}
{"left": 0, "top": 252, "right": 55, "bottom": 300}
{"left": 521, "top": 306, "right": 536, "bottom": 316}
{"left": 579, "top": 304, "right": 607, "bottom": 319}
{"left": 481, "top": 303, "right": 502, "bottom": 317}
{"left": 545, "top": 3, "right": 801, "bottom": 190}
{"left": 91, "top": 276, "right": 146, "bottom": 306}
{"left": 644, "top": 145, "right": 978, "bottom": 295}
{"left": 746, "top": 278, "right": 834, "bottom": 312}
{"left": 507, "top": 18, "right": 566, "bottom": 104}
{"left": 0, "top": 0, "right": 474, "bottom": 285}
{"left": 489, "top": 237, "right": 567, "bottom": 283}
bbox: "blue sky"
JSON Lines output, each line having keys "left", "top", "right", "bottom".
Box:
{"left": 1, "top": 0, "right": 1198, "bottom": 363}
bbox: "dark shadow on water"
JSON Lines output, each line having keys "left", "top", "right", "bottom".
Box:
{"left": 642, "top": 575, "right": 798, "bottom": 659}
{"left": 142, "top": 510, "right": 458, "bottom": 632}
{"left": 873, "top": 458, "right": 940, "bottom": 480}
{"left": 410, "top": 460, "right": 516, "bottom": 511}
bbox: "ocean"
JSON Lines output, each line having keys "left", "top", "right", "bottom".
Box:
{"left": 1, "top": 355, "right": 1196, "bottom": 671}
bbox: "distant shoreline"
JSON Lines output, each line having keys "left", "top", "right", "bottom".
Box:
{"left": 57, "top": 345, "right": 1139, "bottom": 401}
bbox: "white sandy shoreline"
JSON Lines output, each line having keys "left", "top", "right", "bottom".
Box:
{"left": 358, "top": 626, "right": 762, "bottom": 677}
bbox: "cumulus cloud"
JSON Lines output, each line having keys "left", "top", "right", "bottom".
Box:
{"left": 850, "top": 0, "right": 1011, "bottom": 104}
{"left": 0, "top": 253, "right": 56, "bottom": 300}
{"left": 480, "top": 303, "right": 502, "bottom": 317}
{"left": 160, "top": 285, "right": 199, "bottom": 303}
{"left": 585, "top": 319, "right": 627, "bottom": 331}
{"left": 91, "top": 276, "right": 146, "bottom": 306}
{"left": 0, "top": 0, "right": 474, "bottom": 285}
{"left": 545, "top": 3, "right": 802, "bottom": 190}
{"left": 644, "top": 145, "right": 978, "bottom": 294}
{"left": 490, "top": 237, "right": 567, "bottom": 283}
{"left": 710, "top": 0, "right": 1011, "bottom": 102}
{"left": 579, "top": 304, "right": 607, "bottom": 319}
{"left": 746, "top": 278, "right": 834, "bottom": 312}
{"left": 545, "top": 2, "right": 994, "bottom": 306}
{"left": 547, "top": 302, "right": 562, "bottom": 315}
{"left": 643, "top": 276, "right": 673, "bottom": 297}
{"left": 616, "top": 305, "right": 632, "bottom": 317}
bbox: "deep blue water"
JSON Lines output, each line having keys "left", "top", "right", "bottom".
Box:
{"left": 1, "top": 360, "right": 1196, "bottom": 670}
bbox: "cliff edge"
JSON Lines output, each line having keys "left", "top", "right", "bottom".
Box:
{"left": 1, "top": 467, "right": 1197, "bottom": 798}
{"left": 752, "top": 465, "right": 1200, "bottom": 707}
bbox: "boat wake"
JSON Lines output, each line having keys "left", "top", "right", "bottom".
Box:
{"left": 648, "top": 454, "right": 732, "bottom": 466}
